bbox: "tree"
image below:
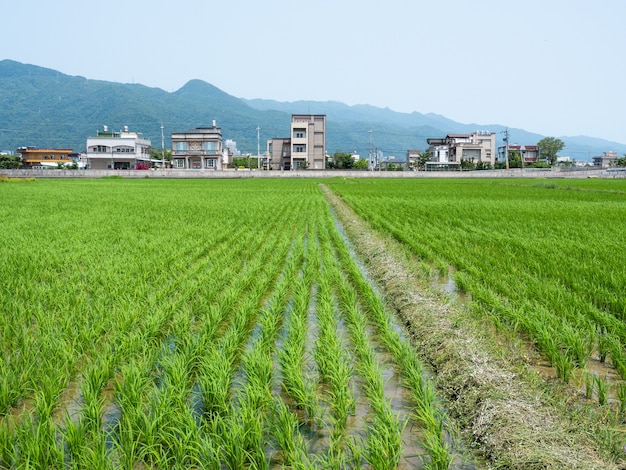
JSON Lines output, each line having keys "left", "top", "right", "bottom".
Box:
{"left": 409, "top": 151, "right": 431, "bottom": 171}
{"left": 151, "top": 148, "right": 172, "bottom": 162}
{"left": 460, "top": 159, "right": 475, "bottom": 170}
{"left": 615, "top": 154, "right": 626, "bottom": 167}
{"left": 328, "top": 152, "right": 355, "bottom": 169}
{"left": 354, "top": 158, "right": 369, "bottom": 169}
{"left": 537, "top": 137, "right": 565, "bottom": 166}
{"left": 508, "top": 150, "right": 522, "bottom": 169}
{"left": 0, "top": 154, "right": 22, "bottom": 169}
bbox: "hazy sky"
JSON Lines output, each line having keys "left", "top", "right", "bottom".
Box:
{"left": 2, "top": 0, "right": 625, "bottom": 144}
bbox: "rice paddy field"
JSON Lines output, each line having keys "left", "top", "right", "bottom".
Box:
{"left": 1, "top": 176, "right": 626, "bottom": 469}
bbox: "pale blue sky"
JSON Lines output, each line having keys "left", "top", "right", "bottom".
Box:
{"left": 2, "top": 0, "right": 625, "bottom": 144}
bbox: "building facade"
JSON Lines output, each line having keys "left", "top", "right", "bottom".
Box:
{"left": 266, "top": 137, "right": 292, "bottom": 170}
{"left": 16, "top": 147, "right": 74, "bottom": 168}
{"left": 593, "top": 151, "right": 618, "bottom": 167}
{"left": 426, "top": 131, "right": 496, "bottom": 169}
{"left": 290, "top": 114, "right": 326, "bottom": 169}
{"left": 85, "top": 126, "right": 151, "bottom": 170}
{"left": 267, "top": 114, "right": 326, "bottom": 170}
{"left": 497, "top": 144, "right": 540, "bottom": 165}
{"left": 171, "top": 122, "right": 226, "bottom": 170}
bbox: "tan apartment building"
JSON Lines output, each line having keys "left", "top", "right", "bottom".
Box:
{"left": 16, "top": 147, "right": 74, "bottom": 168}
{"left": 267, "top": 114, "right": 326, "bottom": 170}
{"left": 171, "top": 121, "right": 227, "bottom": 170}
{"left": 426, "top": 131, "right": 496, "bottom": 169}
{"left": 85, "top": 126, "right": 151, "bottom": 170}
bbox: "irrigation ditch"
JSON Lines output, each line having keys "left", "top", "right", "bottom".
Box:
{"left": 320, "top": 183, "right": 622, "bottom": 469}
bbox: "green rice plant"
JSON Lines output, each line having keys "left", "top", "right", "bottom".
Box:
{"left": 422, "top": 422, "right": 453, "bottom": 470}
{"left": 608, "top": 342, "right": 626, "bottom": 380}
{"left": 597, "top": 329, "right": 611, "bottom": 363}
{"left": 563, "top": 321, "right": 594, "bottom": 368}
{"left": 112, "top": 412, "right": 144, "bottom": 469}
{"left": 15, "top": 414, "right": 65, "bottom": 468}
{"left": 0, "top": 417, "right": 16, "bottom": 468}
{"left": 327, "top": 214, "right": 454, "bottom": 468}
{"left": 215, "top": 411, "right": 252, "bottom": 470}
{"left": 584, "top": 371, "right": 595, "bottom": 400}
{"left": 617, "top": 382, "right": 626, "bottom": 415}
{"left": 198, "top": 347, "right": 233, "bottom": 419}
{"left": 279, "top": 267, "right": 319, "bottom": 423}
{"left": 555, "top": 352, "right": 574, "bottom": 384}
{"left": 269, "top": 400, "right": 312, "bottom": 468}
{"left": 596, "top": 375, "right": 609, "bottom": 406}
{"left": 0, "top": 359, "right": 30, "bottom": 415}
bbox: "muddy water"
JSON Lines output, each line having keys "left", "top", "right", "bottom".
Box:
{"left": 432, "top": 266, "right": 470, "bottom": 303}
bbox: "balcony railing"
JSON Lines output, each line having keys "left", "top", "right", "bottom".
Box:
{"left": 173, "top": 150, "right": 220, "bottom": 156}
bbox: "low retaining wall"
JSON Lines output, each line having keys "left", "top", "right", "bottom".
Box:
{"left": 1, "top": 167, "right": 621, "bottom": 179}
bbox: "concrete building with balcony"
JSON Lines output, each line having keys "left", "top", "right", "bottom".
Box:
{"left": 593, "top": 151, "right": 619, "bottom": 167}
{"left": 16, "top": 147, "right": 74, "bottom": 168}
{"left": 85, "top": 126, "right": 151, "bottom": 170}
{"left": 497, "top": 144, "right": 540, "bottom": 165}
{"left": 426, "top": 131, "right": 496, "bottom": 169}
{"left": 171, "top": 121, "right": 226, "bottom": 170}
{"left": 267, "top": 114, "right": 326, "bottom": 170}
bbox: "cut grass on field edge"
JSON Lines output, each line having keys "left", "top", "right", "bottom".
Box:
{"left": 321, "top": 183, "right": 623, "bottom": 470}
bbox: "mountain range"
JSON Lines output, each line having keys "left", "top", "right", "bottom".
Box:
{"left": 1, "top": 59, "right": 624, "bottom": 161}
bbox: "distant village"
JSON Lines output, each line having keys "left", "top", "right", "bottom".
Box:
{"left": 1, "top": 113, "right": 622, "bottom": 171}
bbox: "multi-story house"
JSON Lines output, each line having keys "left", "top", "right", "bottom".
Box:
{"left": 497, "top": 144, "right": 540, "bottom": 165}
{"left": 16, "top": 147, "right": 74, "bottom": 168}
{"left": 593, "top": 151, "right": 618, "bottom": 167}
{"left": 85, "top": 126, "right": 151, "bottom": 170}
{"left": 171, "top": 122, "right": 226, "bottom": 170}
{"left": 426, "top": 131, "right": 496, "bottom": 169}
{"left": 266, "top": 137, "right": 292, "bottom": 170}
{"left": 267, "top": 114, "right": 326, "bottom": 170}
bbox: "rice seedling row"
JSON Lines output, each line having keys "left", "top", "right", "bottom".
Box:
{"left": 0, "top": 179, "right": 467, "bottom": 469}
{"left": 326, "top": 178, "right": 626, "bottom": 392}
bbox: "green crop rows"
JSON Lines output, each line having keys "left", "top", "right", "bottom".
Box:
{"left": 327, "top": 178, "right": 626, "bottom": 390}
{"left": 0, "top": 179, "right": 452, "bottom": 469}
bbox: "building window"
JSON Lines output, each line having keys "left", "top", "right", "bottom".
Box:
{"left": 203, "top": 141, "right": 217, "bottom": 153}
{"left": 294, "top": 144, "right": 306, "bottom": 153}
{"left": 205, "top": 159, "right": 216, "bottom": 169}
{"left": 174, "top": 159, "right": 185, "bottom": 168}
{"left": 175, "top": 142, "right": 188, "bottom": 151}
{"left": 293, "top": 128, "right": 306, "bottom": 139}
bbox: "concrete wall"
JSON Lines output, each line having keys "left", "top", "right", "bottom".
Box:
{"left": 1, "top": 167, "right": 624, "bottom": 179}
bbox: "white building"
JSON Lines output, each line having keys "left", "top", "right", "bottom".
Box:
{"left": 426, "top": 131, "right": 496, "bottom": 169}
{"left": 85, "top": 126, "right": 151, "bottom": 170}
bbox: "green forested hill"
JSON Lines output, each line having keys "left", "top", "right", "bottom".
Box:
{"left": 1, "top": 59, "right": 624, "bottom": 159}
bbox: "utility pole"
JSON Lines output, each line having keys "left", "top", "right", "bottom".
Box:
{"left": 160, "top": 124, "right": 165, "bottom": 169}
{"left": 368, "top": 130, "right": 373, "bottom": 170}
{"left": 257, "top": 125, "right": 261, "bottom": 169}
{"left": 503, "top": 127, "right": 510, "bottom": 170}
